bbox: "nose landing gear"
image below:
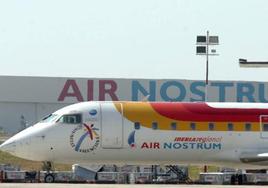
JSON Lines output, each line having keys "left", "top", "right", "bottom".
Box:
{"left": 43, "top": 161, "right": 55, "bottom": 183}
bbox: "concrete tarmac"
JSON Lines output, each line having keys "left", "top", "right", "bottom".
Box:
{"left": 0, "top": 184, "right": 260, "bottom": 188}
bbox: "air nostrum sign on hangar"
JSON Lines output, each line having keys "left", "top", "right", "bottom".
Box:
{"left": 0, "top": 75, "right": 267, "bottom": 133}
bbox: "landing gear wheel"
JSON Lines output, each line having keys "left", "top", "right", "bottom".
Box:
{"left": 44, "top": 173, "right": 55, "bottom": 183}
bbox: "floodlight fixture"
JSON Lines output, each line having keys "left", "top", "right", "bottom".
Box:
{"left": 209, "top": 36, "right": 219, "bottom": 44}
{"left": 196, "top": 36, "right": 207, "bottom": 44}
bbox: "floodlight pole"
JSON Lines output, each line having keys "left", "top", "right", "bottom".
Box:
{"left": 205, "top": 31, "right": 209, "bottom": 102}
{"left": 196, "top": 31, "right": 219, "bottom": 102}
{"left": 206, "top": 31, "right": 209, "bottom": 85}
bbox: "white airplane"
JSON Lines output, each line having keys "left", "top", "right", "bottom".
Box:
{"left": 1, "top": 101, "right": 268, "bottom": 172}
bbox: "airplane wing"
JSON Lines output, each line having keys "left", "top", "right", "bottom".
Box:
{"left": 240, "top": 152, "right": 268, "bottom": 165}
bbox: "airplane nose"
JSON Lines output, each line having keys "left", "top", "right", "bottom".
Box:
{"left": 0, "top": 126, "right": 45, "bottom": 160}
{"left": 0, "top": 140, "right": 17, "bottom": 155}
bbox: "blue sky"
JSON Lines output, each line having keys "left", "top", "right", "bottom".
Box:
{"left": 1, "top": 0, "right": 268, "bottom": 81}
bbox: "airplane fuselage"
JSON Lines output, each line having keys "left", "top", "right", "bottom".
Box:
{"left": 2, "top": 101, "right": 268, "bottom": 169}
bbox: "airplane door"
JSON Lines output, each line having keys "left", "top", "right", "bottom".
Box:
{"left": 101, "top": 103, "right": 123, "bottom": 148}
{"left": 260, "top": 115, "right": 268, "bottom": 138}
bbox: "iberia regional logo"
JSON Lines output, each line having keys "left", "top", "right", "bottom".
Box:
{"left": 70, "top": 123, "right": 100, "bottom": 153}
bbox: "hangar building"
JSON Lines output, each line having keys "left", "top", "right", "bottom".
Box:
{"left": 0, "top": 75, "right": 267, "bottom": 134}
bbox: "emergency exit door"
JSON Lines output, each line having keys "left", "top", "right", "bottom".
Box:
{"left": 101, "top": 103, "right": 123, "bottom": 148}
{"left": 260, "top": 115, "right": 268, "bottom": 138}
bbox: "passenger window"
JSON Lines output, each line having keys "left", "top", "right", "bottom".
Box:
{"left": 209, "top": 123, "right": 215, "bottom": 131}
{"left": 263, "top": 124, "right": 268, "bottom": 131}
{"left": 228, "top": 123, "right": 233, "bottom": 131}
{"left": 152, "top": 122, "right": 158, "bottom": 130}
{"left": 171, "top": 122, "right": 177, "bottom": 130}
{"left": 190, "top": 123, "right": 196, "bottom": 130}
{"left": 134, "top": 122, "right": 140, "bottom": 130}
{"left": 58, "top": 114, "right": 82, "bottom": 124}
{"left": 245, "top": 123, "right": 251, "bottom": 131}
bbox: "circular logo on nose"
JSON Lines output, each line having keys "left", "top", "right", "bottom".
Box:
{"left": 89, "top": 109, "right": 97, "bottom": 116}
{"left": 70, "top": 123, "right": 100, "bottom": 153}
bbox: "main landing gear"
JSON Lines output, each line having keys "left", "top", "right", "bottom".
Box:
{"left": 43, "top": 161, "right": 55, "bottom": 183}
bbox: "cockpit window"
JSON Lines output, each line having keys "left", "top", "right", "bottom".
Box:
{"left": 57, "top": 114, "right": 82, "bottom": 124}
{"left": 40, "top": 114, "right": 59, "bottom": 123}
